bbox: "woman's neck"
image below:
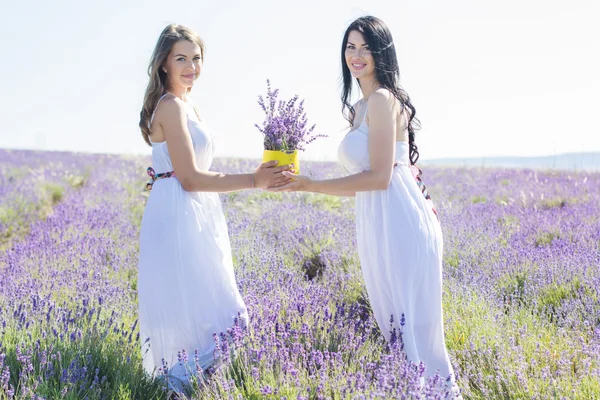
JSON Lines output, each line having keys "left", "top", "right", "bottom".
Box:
{"left": 359, "top": 76, "right": 380, "bottom": 100}
{"left": 165, "top": 86, "right": 188, "bottom": 101}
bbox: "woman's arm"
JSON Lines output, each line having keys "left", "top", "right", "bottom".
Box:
{"left": 311, "top": 186, "right": 356, "bottom": 197}
{"left": 273, "top": 89, "right": 398, "bottom": 196}
{"left": 157, "top": 96, "right": 291, "bottom": 192}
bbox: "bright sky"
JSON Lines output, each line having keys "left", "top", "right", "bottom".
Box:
{"left": 1, "top": 0, "right": 598, "bottom": 161}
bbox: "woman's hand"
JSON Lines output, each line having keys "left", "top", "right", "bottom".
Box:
{"left": 252, "top": 161, "right": 294, "bottom": 189}
{"left": 266, "top": 171, "right": 312, "bottom": 192}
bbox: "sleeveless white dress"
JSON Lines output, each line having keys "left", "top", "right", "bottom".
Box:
{"left": 137, "top": 94, "right": 248, "bottom": 388}
{"left": 337, "top": 106, "right": 457, "bottom": 384}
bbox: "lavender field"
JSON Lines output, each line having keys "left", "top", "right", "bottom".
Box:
{"left": 0, "top": 148, "right": 599, "bottom": 399}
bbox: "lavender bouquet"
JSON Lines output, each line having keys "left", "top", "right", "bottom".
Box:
{"left": 255, "top": 80, "right": 326, "bottom": 172}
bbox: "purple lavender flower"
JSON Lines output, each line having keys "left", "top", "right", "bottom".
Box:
{"left": 255, "top": 80, "right": 327, "bottom": 151}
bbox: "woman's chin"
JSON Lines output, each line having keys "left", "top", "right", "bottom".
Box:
{"left": 181, "top": 78, "right": 198, "bottom": 88}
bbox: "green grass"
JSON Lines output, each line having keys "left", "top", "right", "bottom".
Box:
{"left": 540, "top": 197, "right": 568, "bottom": 209}
{"left": 0, "top": 173, "right": 88, "bottom": 250}
{"left": 302, "top": 193, "right": 345, "bottom": 211}
{"left": 471, "top": 196, "right": 487, "bottom": 204}
{"left": 534, "top": 231, "right": 560, "bottom": 247}
{"left": 444, "top": 286, "right": 600, "bottom": 399}
{"left": 444, "top": 250, "right": 461, "bottom": 270}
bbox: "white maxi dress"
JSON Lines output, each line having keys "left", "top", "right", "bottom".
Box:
{"left": 137, "top": 94, "right": 248, "bottom": 388}
{"left": 337, "top": 107, "right": 457, "bottom": 386}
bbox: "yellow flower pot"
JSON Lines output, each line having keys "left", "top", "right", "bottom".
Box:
{"left": 262, "top": 149, "right": 299, "bottom": 174}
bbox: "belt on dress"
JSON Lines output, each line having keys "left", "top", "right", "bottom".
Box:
{"left": 395, "top": 162, "right": 439, "bottom": 221}
{"left": 145, "top": 167, "right": 176, "bottom": 191}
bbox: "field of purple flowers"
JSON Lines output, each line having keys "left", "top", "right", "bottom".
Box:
{"left": 0, "top": 148, "right": 599, "bottom": 399}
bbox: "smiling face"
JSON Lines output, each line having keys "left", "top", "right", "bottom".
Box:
{"left": 344, "top": 30, "right": 375, "bottom": 80}
{"left": 163, "top": 39, "right": 203, "bottom": 93}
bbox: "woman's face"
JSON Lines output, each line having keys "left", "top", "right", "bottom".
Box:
{"left": 345, "top": 30, "right": 375, "bottom": 80}
{"left": 163, "top": 40, "right": 203, "bottom": 91}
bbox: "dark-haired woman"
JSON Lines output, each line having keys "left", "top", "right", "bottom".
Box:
{"left": 269, "top": 16, "right": 459, "bottom": 391}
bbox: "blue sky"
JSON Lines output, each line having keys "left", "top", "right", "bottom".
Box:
{"left": 1, "top": 0, "right": 598, "bottom": 161}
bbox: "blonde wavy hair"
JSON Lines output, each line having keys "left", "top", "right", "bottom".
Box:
{"left": 139, "top": 24, "right": 205, "bottom": 146}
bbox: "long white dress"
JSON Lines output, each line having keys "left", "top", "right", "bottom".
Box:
{"left": 337, "top": 106, "right": 457, "bottom": 383}
{"left": 137, "top": 95, "right": 248, "bottom": 388}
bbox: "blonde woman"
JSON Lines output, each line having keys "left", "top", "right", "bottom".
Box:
{"left": 137, "top": 24, "right": 291, "bottom": 391}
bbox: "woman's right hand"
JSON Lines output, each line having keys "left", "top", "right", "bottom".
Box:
{"left": 252, "top": 161, "right": 294, "bottom": 189}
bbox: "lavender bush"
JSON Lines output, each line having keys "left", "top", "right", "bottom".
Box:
{"left": 0, "top": 150, "right": 89, "bottom": 250}
{"left": 0, "top": 148, "right": 599, "bottom": 399}
{"left": 254, "top": 80, "right": 327, "bottom": 152}
{"left": 0, "top": 150, "right": 163, "bottom": 399}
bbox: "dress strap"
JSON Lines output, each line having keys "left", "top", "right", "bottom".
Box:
{"left": 360, "top": 98, "right": 369, "bottom": 126}
{"left": 148, "top": 93, "right": 171, "bottom": 129}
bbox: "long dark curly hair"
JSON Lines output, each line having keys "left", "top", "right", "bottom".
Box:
{"left": 341, "top": 16, "right": 422, "bottom": 164}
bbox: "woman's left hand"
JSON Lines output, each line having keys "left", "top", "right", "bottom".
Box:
{"left": 266, "top": 171, "right": 312, "bottom": 192}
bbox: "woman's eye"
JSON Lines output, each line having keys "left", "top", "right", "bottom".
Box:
{"left": 177, "top": 57, "right": 185, "bottom": 61}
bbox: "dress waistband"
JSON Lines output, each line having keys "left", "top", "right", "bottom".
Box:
{"left": 145, "top": 167, "right": 176, "bottom": 191}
